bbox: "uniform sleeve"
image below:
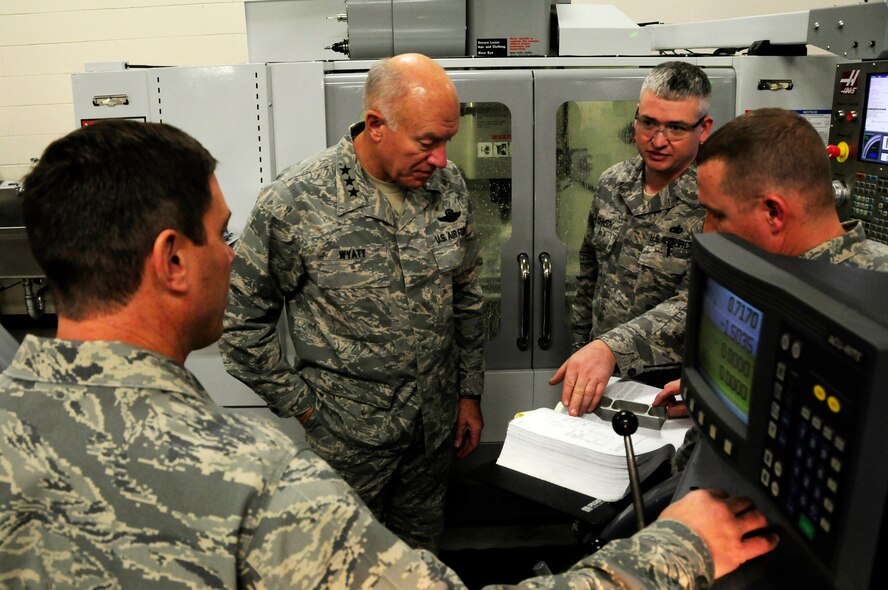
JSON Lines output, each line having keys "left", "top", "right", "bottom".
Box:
{"left": 452, "top": 180, "right": 486, "bottom": 398}
{"left": 220, "top": 184, "right": 315, "bottom": 417}
{"left": 482, "top": 520, "right": 713, "bottom": 590}
{"left": 570, "top": 201, "right": 600, "bottom": 349}
{"left": 238, "top": 447, "right": 468, "bottom": 589}
{"left": 597, "top": 271, "right": 689, "bottom": 376}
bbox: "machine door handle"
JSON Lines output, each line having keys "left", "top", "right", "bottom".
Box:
{"left": 538, "top": 252, "right": 552, "bottom": 349}
{"left": 517, "top": 253, "right": 531, "bottom": 350}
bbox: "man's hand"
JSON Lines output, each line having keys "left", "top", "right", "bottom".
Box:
{"left": 659, "top": 489, "right": 779, "bottom": 579}
{"left": 454, "top": 398, "right": 483, "bottom": 458}
{"left": 549, "top": 339, "right": 617, "bottom": 417}
{"left": 652, "top": 378, "right": 689, "bottom": 418}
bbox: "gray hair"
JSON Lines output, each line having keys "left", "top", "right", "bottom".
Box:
{"left": 363, "top": 58, "right": 410, "bottom": 130}
{"left": 641, "top": 61, "right": 712, "bottom": 116}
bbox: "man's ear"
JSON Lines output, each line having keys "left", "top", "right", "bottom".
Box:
{"left": 364, "top": 109, "right": 386, "bottom": 141}
{"left": 762, "top": 194, "right": 787, "bottom": 235}
{"left": 149, "top": 229, "right": 189, "bottom": 294}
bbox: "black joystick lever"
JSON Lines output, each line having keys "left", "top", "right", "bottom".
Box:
{"left": 612, "top": 409, "right": 645, "bottom": 532}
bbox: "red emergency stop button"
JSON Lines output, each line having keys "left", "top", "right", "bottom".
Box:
{"left": 827, "top": 142, "right": 850, "bottom": 163}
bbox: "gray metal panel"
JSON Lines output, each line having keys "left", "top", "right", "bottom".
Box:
{"left": 149, "top": 65, "right": 273, "bottom": 234}
{"left": 245, "top": 0, "right": 348, "bottom": 63}
{"left": 531, "top": 66, "right": 736, "bottom": 370}
{"left": 268, "top": 61, "right": 329, "bottom": 174}
{"left": 347, "top": 0, "right": 394, "bottom": 58}
{"left": 322, "top": 68, "right": 535, "bottom": 371}
{"left": 72, "top": 69, "right": 151, "bottom": 125}
{"left": 729, "top": 55, "right": 841, "bottom": 116}
{"left": 650, "top": 11, "right": 810, "bottom": 51}
{"left": 480, "top": 369, "right": 534, "bottom": 443}
{"left": 392, "top": 0, "right": 465, "bottom": 57}
{"left": 809, "top": 2, "right": 888, "bottom": 60}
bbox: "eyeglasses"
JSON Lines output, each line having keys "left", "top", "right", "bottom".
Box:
{"left": 634, "top": 108, "right": 707, "bottom": 141}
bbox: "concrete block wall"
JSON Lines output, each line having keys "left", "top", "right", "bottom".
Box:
{"left": 0, "top": 0, "right": 249, "bottom": 182}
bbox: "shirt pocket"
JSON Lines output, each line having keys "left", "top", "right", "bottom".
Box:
{"left": 431, "top": 239, "right": 465, "bottom": 273}
{"left": 592, "top": 225, "right": 619, "bottom": 255}
{"left": 637, "top": 237, "right": 692, "bottom": 276}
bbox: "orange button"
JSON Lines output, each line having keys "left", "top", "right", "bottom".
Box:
{"left": 813, "top": 384, "right": 827, "bottom": 401}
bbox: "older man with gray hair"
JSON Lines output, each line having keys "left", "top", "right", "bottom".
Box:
{"left": 221, "top": 53, "right": 484, "bottom": 553}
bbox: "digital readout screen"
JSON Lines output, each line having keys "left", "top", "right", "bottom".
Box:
{"left": 697, "top": 277, "right": 763, "bottom": 424}
{"left": 861, "top": 73, "right": 888, "bottom": 165}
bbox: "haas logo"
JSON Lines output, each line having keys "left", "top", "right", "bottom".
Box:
{"left": 839, "top": 70, "right": 860, "bottom": 95}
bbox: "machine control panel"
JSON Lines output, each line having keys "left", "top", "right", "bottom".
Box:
{"left": 828, "top": 60, "right": 888, "bottom": 244}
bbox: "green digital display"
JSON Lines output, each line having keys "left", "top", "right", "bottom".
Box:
{"left": 697, "top": 278, "right": 762, "bottom": 424}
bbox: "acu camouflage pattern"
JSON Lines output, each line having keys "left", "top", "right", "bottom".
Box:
{"left": 572, "top": 156, "right": 705, "bottom": 375}
{"left": 0, "top": 336, "right": 463, "bottom": 589}
{"left": 673, "top": 220, "right": 888, "bottom": 474}
{"left": 220, "top": 123, "right": 485, "bottom": 457}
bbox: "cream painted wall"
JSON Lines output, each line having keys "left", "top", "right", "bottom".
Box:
{"left": 0, "top": 0, "right": 856, "bottom": 181}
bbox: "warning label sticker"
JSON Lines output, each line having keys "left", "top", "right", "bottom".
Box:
{"left": 476, "top": 38, "right": 508, "bottom": 57}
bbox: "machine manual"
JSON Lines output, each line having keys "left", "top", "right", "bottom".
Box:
{"left": 496, "top": 378, "right": 692, "bottom": 502}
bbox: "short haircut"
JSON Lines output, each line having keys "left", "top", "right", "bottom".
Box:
{"left": 364, "top": 58, "right": 411, "bottom": 130}
{"left": 363, "top": 56, "right": 455, "bottom": 131}
{"left": 22, "top": 120, "right": 216, "bottom": 319}
{"left": 698, "top": 108, "right": 833, "bottom": 210}
{"left": 641, "top": 61, "right": 712, "bottom": 116}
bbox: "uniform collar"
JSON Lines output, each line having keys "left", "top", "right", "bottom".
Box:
{"left": 622, "top": 156, "right": 699, "bottom": 216}
{"left": 3, "top": 335, "right": 209, "bottom": 399}
{"left": 334, "top": 122, "right": 441, "bottom": 224}
{"left": 800, "top": 220, "right": 867, "bottom": 265}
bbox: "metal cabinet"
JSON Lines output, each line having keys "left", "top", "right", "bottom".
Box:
{"left": 70, "top": 55, "right": 837, "bottom": 443}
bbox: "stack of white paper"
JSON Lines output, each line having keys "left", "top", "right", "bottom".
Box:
{"left": 496, "top": 378, "right": 692, "bottom": 502}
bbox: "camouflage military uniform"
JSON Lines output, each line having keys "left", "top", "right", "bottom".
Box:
{"left": 572, "top": 156, "right": 705, "bottom": 376}
{"left": 220, "top": 123, "right": 485, "bottom": 551}
{"left": 0, "top": 336, "right": 463, "bottom": 589}
{"left": 673, "top": 220, "right": 888, "bottom": 473}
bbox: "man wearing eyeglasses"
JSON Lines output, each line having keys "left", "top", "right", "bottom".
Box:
{"left": 551, "top": 61, "right": 713, "bottom": 417}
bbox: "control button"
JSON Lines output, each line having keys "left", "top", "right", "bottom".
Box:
{"left": 834, "top": 436, "right": 846, "bottom": 453}
{"left": 813, "top": 384, "right": 827, "bottom": 401}
{"left": 827, "top": 478, "right": 838, "bottom": 493}
{"left": 724, "top": 439, "right": 733, "bottom": 455}
{"left": 764, "top": 448, "right": 774, "bottom": 467}
{"left": 761, "top": 469, "right": 771, "bottom": 486}
{"left": 773, "top": 382, "right": 784, "bottom": 401}
{"left": 697, "top": 410, "right": 706, "bottom": 425}
{"left": 780, "top": 333, "right": 791, "bottom": 350}
{"left": 824, "top": 497, "right": 835, "bottom": 513}
{"left": 799, "top": 515, "right": 815, "bottom": 541}
{"left": 774, "top": 461, "right": 783, "bottom": 477}
{"left": 820, "top": 517, "right": 831, "bottom": 533}
{"left": 709, "top": 424, "right": 717, "bottom": 439}
{"left": 689, "top": 397, "right": 696, "bottom": 413}
{"left": 822, "top": 425, "right": 834, "bottom": 441}
{"left": 827, "top": 396, "right": 841, "bottom": 413}
{"left": 791, "top": 340, "right": 802, "bottom": 359}
{"left": 802, "top": 474, "right": 812, "bottom": 489}
{"left": 771, "top": 481, "right": 780, "bottom": 497}
{"left": 776, "top": 362, "right": 787, "bottom": 381}
{"left": 768, "top": 421, "right": 778, "bottom": 439}
{"left": 771, "top": 401, "right": 781, "bottom": 420}
{"left": 830, "top": 457, "right": 842, "bottom": 473}
{"left": 812, "top": 415, "right": 822, "bottom": 431}
{"left": 801, "top": 406, "right": 811, "bottom": 421}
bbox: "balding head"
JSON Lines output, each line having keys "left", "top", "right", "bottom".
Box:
{"left": 364, "top": 53, "right": 457, "bottom": 131}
